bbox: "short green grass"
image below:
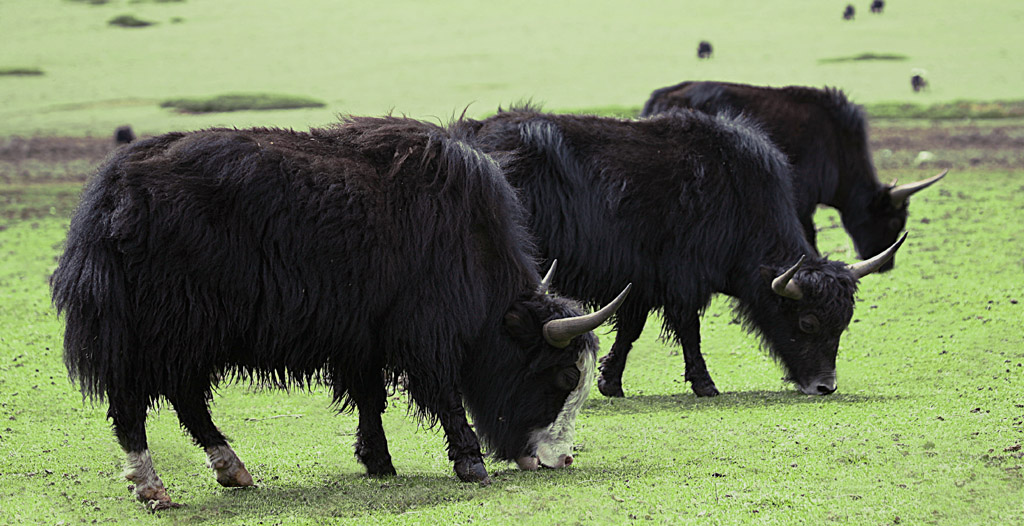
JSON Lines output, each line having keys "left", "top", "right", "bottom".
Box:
{"left": 1, "top": 163, "right": 1021, "bottom": 523}
{"left": 2, "top": 0, "right": 1023, "bottom": 137}
{"left": 1, "top": 0, "right": 1023, "bottom": 523}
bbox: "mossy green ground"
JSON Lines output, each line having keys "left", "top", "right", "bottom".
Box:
{"left": 2, "top": 0, "right": 1023, "bottom": 523}
{"left": 2, "top": 0, "right": 1024, "bottom": 137}
{"left": 2, "top": 170, "right": 1022, "bottom": 524}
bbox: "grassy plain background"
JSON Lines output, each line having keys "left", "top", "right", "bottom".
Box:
{"left": 2, "top": 0, "right": 1024, "bottom": 136}
{"left": 1, "top": 0, "right": 1023, "bottom": 524}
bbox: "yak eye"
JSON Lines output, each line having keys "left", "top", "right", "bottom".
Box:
{"left": 555, "top": 366, "right": 581, "bottom": 391}
{"left": 798, "top": 314, "right": 821, "bottom": 334}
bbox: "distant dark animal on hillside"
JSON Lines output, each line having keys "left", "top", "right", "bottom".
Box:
{"left": 641, "top": 80, "right": 946, "bottom": 269}
{"left": 870, "top": 0, "right": 884, "bottom": 13}
{"left": 697, "top": 40, "right": 713, "bottom": 59}
{"left": 51, "top": 116, "right": 628, "bottom": 509}
{"left": 843, "top": 4, "right": 856, "bottom": 19}
{"left": 455, "top": 105, "right": 907, "bottom": 399}
{"left": 113, "top": 125, "right": 135, "bottom": 144}
{"left": 911, "top": 73, "right": 928, "bottom": 92}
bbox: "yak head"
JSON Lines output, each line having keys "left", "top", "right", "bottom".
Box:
{"left": 842, "top": 170, "right": 945, "bottom": 272}
{"left": 751, "top": 235, "right": 906, "bottom": 395}
{"left": 462, "top": 264, "right": 629, "bottom": 470}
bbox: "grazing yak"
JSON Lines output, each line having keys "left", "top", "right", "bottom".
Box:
{"left": 870, "top": 0, "right": 885, "bottom": 14}
{"left": 454, "top": 106, "right": 906, "bottom": 398}
{"left": 51, "top": 116, "right": 629, "bottom": 509}
{"left": 911, "top": 74, "right": 928, "bottom": 92}
{"left": 641, "top": 81, "right": 946, "bottom": 270}
{"left": 843, "top": 4, "right": 856, "bottom": 19}
{"left": 697, "top": 40, "right": 713, "bottom": 59}
{"left": 114, "top": 125, "right": 135, "bottom": 145}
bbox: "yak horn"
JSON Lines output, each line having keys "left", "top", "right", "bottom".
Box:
{"left": 771, "top": 255, "right": 806, "bottom": 300}
{"left": 889, "top": 169, "right": 948, "bottom": 207}
{"left": 847, "top": 232, "right": 908, "bottom": 279}
{"left": 538, "top": 260, "right": 557, "bottom": 294}
{"left": 542, "top": 284, "right": 632, "bottom": 349}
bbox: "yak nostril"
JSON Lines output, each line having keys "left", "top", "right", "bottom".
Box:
{"left": 817, "top": 383, "right": 836, "bottom": 395}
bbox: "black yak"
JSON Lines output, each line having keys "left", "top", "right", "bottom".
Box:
{"left": 114, "top": 125, "right": 135, "bottom": 144}
{"left": 870, "top": 0, "right": 884, "bottom": 14}
{"left": 697, "top": 41, "right": 714, "bottom": 59}
{"left": 843, "top": 4, "right": 856, "bottom": 19}
{"left": 454, "top": 106, "right": 905, "bottom": 398}
{"left": 911, "top": 74, "right": 928, "bottom": 92}
{"left": 641, "top": 81, "right": 946, "bottom": 270}
{"left": 51, "top": 116, "right": 629, "bottom": 509}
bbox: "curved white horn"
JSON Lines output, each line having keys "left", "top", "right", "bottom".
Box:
{"left": 847, "top": 232, "right": 908, "bottom": 279}
{"left": 771, "top": 255, "right": 806, "bottom": 300}
{"left": 542, "top": 284, "right": 632, "bottom": 349}
{"left": 890, "top": 169, "right": 948, "bottom": 207}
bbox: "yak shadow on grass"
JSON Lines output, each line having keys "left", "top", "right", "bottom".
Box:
{"left": 584, "top": 390, "right": 892, "bottom": 416}
{"left": 169, "top": 457, "right": 613, "bottom": 522}
{"left": 172, "top": 472, "right": 501, "bottom": 522}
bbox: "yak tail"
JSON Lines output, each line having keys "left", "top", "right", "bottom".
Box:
{"left": 50, "top": 171, "right": 136, "bottom": 401}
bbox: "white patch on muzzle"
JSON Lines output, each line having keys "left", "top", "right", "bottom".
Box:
{"left": 521, "top": 350, "right": 595, "bottom": 469}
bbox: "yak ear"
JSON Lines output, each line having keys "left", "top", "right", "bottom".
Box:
{"left": 759, "top": 266, "right": 776, "bottom": 286}
{"left": 503, "top": 310, "right": 528, "bottom": 332}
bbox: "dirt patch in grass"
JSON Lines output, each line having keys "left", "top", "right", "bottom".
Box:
{"left": 818, "top": 53, "right": 909, "bottom": 64}
{"left": 2, "top": 118, "right": 1022, "bottom": 221}
{"left": 0, "top": 68, "right": 45, "bottom": 77}
{"left": 160, "top": 93, "right": 327, "bottom": 113}
{"left": 108, "top": 15, "right": 156, "bottom": 28}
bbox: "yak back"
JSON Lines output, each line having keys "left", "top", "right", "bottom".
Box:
{"left": 459, "top": 105, "right": 810, "bottom": 316}
{"left": 642, "top": 81, "right": 875, "bottom": 212}
{"left": 51, "top": 116, "right": 539, "bottom": 406}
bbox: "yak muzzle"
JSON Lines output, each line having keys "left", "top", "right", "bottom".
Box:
{"left": 797, "top": 373, "right": 837, "bottom": 395}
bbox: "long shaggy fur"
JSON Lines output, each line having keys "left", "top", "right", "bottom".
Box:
{"left": 640, "top": 81, "right": 908, "bottom": 264}
{"left": 455, "top": 105, "right": 867, "bottom": 394}
{"left": 51, "top": 115, "right": 595, "bottom": 465}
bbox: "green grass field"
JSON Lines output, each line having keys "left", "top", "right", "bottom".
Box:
{"left": 2, "top": 170, "right": 1022, "bottom": 524}
{"left": 2, "top": 0, "right": 1024, "bottom": 137}
{"left": 2, "top": 0, "right": 1023, "bottom": 524}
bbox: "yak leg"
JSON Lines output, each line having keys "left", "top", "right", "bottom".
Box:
{"left": 405, "top": 375, "right": 489, "bottom": 485}
{"left": 167, "top": 389, "right": 253, "bottom": 488}
{"left": 597, "top": 305, "right": 647, "bottom": 398}
{"left": 664, "top": 309, "right": 719, "bottom": 397}
{"left": 437, "top": 389, "right": 489, "bottom": 485}
{"left": 346, "top": 373, "right": 397, "bottom": 477}
{"left": 108, "top": 391, "right": 180, "bottom": 510}
{"left": 799, "top": 210, "right": 821, "bottom": 255}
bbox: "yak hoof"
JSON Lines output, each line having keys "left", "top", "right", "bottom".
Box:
{"left": 691, "top": 380, "right": 720, "bottom": 397}
{"left": 215, "top": 464, "right": 254, "bottom": 487}
{"left": 597, "top": 376, "right": 625, "bottom": 398}
{"left": 206, "top": 445, "right": 255, "bottom": 487}
{"left": 132, "top": 484, "right": 181, "bottom": 510}
{"left": 148, "top": 497, "right": 183, "bottom": 511}
{"left": 454, "top": 458, "right": 491, "bottom": 486}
